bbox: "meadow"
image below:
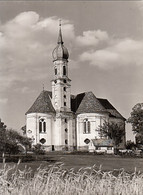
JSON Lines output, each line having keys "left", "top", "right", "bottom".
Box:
{"left": 0, "top": 154, "right": 143, "bottom": 195}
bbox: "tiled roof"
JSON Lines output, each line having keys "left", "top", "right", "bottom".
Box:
{"left": 26, "top": 90, "right": 125, "bottom": 120}
{"left": 71, "top": 93, "right": 85, "bottom": 112}
{"left": 97, "top": 98, "right": 125, "bottom": 120}
{"left": 26, "top": 91, "right": 55, "bottom": 114}
{"left": 72, "top": 92, "right": 107, "bottom": 114}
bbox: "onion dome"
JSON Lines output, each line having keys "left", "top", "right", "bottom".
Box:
{"left": 52, "top": 21, "right": 69, "bottom": 61}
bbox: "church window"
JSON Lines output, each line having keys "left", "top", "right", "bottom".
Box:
{"left": 55, "top": 68, "right": 57, "bottom": 75}
{"left": 64, "top": 87, "right": 66, "bottom": 91}
{"left": 64, "top": 95, "right": 66, "bottom": 99}
{"left": 64, "top": 102, "right": 66, "bottom": 106}
{"left": 65, "top": 139, "right": 68, "bottom": 144}
{"left": 40, "top": 138, "right": 46, "bottom": 144}
{"left": 63, "top": 66, "right": 66, "bottom": 75}
{"left": 65, "top": 128, "right": 68, "bottom": 133}
{"left": 39, "top": 122, "right": 42, "bottom": 133}
{"left": 83, "top": 119, "right": 91, "bottom": 134}
{"left": 39, "top": 118, "right": 46, "bottom": 133}
{"left": 65, "top": 118, "right": 67, "bottom": 123}
{"left": 84, "top": 138, "right": 90, "bottom": 144}
{"left": 64, "top": 79, "right": 67, "bottom": 83}
{"left": 43, "top": 122, "right": 46, "bottom": 133}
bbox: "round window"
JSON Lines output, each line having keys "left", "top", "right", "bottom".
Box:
{"left": 84, "top": 138, "right": 90, "bottom": 144}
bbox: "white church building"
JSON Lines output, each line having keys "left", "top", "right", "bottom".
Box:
{"left": 25, "top": 24, "right": 126, "bottom": 152}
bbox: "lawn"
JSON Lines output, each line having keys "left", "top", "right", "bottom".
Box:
{"left": 0, "top": 153, "right": 143, "bottom": 173}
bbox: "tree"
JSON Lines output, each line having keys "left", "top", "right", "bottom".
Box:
{"left": 128, "top": 103, "right": 143, "bottom": 146}
{"left": 0, "top": 119, "right": 7, "bottom": 153}
{"left": 128, "top": 103, "right": 143, "bottom": 133}
{"left": 99, "top": 121, "right": 125, "bottom": 154}
{"left": 5, "top": 129, "right": 32, "bottom": 155}
{"left": 0, "top": 124, "right": 31, "bottom": 156}
{"left": 0, "top": 118, "right": 7, "bottom": 131}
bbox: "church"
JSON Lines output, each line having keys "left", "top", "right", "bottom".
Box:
{"left": 25, "top": 23, "right": 126, "bottom": 153}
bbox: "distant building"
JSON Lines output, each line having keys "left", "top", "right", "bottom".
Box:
{"left": 25, "top": 23, "right": 126, "bottom": 152}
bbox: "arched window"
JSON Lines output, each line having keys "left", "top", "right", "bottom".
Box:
{"left": 64, "top": 87, "right": 66, "bottom": 91}
{"left": 39, "top": 122, "right": 42, "bottom": 133}
{"left": 39, "top": 118, "right": 46, "bottom": 133}
{"left": 63, "top": 66, "right": 66, "bottom": 75}
{"left": 83, "top": 119, "right": 90, "bottom": 134}
{"left": 55, "top": 68, "right": 57, "bottom": 75}
{"left": 43, "top": 122, "right": 46, "bottom": 133}
{"left": 65, "top": 139, "right": 68, "bottom": 144}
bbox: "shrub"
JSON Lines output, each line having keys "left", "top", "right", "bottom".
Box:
{"left": 32, "top": 143, "right": 45, "bottom": 155}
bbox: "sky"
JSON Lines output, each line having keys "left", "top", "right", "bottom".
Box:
{"left": 0, "top": 1, "right": 143, "bottom": 141}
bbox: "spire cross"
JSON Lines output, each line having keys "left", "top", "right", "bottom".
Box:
{"left": 58, "top": 19, "right": 63, "bottom": 44}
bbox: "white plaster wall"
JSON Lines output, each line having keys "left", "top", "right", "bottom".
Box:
{"left": 52, "top": 113, "right": 75, "bottom": 149}
{"left": 52, "top": 60, "right": 71, "bottom": 112}
{"left": 52, "top": 115, "right": 62, "bottom": 145}
{"left": 76, "top": 113, "right": 109, "bottom": 148}
{"left": 53, "top": 60, "right": 68, "bottom": 78}
{"left": 26, "top": 113, "right": 38, "bottom": 145}
{"left": 26, "top": 113, "right": 54, "bottom": 146}
{"left": 67, "top": 118, "right": 74, "bottom": 146}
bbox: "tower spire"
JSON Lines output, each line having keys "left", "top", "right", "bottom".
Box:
{"left": 58, "top": 19, "right": 63, "bottom": 44}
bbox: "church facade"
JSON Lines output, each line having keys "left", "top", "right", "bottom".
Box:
{"left": 25, "top": 24, "right": 126, "bottom": 152}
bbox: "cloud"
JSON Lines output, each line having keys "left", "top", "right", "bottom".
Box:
{"left": 76, "top": 30, "right": 109, "bottom": 47}
{"left": 0, "top": 98, "right": 8, "bottom": 104}
{"left": 79, "top": 38, "right": 143, "bottom": 69}
{"left": 0, "top": 12, "right": 75, "bottom": 92}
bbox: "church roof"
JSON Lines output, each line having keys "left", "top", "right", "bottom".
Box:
{"left": 71, "top": 92, "right": 125, "bottom": 120}
{"left": 71, "top": 92, "right": 107, "bottom": 114}
{"left": 26, "top": 90, "right": 125, "bottom": 120}
{"left": 97, "top": 98, "right": 126, "bottom": 120}
{"left": 26, "top": 90, "right": 55, "bottom": 114}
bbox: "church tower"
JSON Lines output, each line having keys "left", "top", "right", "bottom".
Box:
{"left": 51, "top": 21, "right": 71, "bottom": 112}
{"left": 51, "top": 21, "right": 75, "bottom": 151}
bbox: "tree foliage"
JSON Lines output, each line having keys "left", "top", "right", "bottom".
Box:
{"left": 128, "top": 103, "right": 143, "bottom": 134}
{"left": 32, "top": 144, "right": 45, "bottom": 155}
{"left": 99, "top": 121, "right": 125, "bottom": 148}
{"left": 0, "top": 120, "right": 31, "bottom": 155}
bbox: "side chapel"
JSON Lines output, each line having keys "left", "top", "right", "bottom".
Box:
{"left": 25, "top": 23, "right": 126, "bottom": 152}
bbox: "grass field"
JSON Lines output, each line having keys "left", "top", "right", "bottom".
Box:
{"left": 0, "top": 153, "right": 143, "bottom": 173}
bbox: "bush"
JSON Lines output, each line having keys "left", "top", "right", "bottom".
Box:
{"left": 32, "top": 144, "right": 45, "bottom": 155}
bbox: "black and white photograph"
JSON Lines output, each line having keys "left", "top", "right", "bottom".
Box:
{"left": 0, "top": 1, "right": 143, "bottom": 194}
